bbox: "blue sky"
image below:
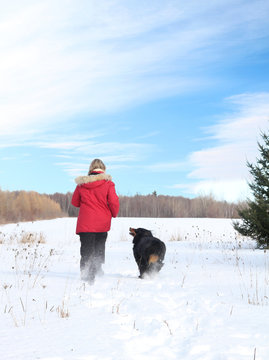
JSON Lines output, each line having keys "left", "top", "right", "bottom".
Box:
{"left": 0, "top": 0, "right": 269, "bottom": 202}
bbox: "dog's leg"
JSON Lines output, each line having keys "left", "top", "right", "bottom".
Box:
{"left": 138, "top": 259, "right": 148, "bottom": 278}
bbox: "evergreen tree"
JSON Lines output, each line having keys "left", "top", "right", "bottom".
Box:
{"left": 233, "top": 131, "right": 269, "bottom": 248}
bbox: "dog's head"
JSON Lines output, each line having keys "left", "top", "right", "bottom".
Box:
{"left": 129, "top": 227, "right": 153, "bottom": 237}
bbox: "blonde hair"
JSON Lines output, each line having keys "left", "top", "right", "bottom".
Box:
{"left": 88, "top": 159, "right": 106, "bottom": 174}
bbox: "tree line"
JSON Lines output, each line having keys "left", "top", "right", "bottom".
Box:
{"left": 117, "top": 193, "right": 242, "bottom": 218}
{"left": 49, "top": 191, "right": 243, "bottom": 219}
{"left": 0, "top": 189, "right": 245, "bottom": 225}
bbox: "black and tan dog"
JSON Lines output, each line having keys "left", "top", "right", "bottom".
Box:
{"left": 129, "top": 227, "right": 166, "bottom": 278}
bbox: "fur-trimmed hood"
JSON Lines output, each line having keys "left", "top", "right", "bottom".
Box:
{"left": 75, "top": 172, "right": 112, "bottom": 185}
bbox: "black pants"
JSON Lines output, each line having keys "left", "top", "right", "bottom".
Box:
{"left": 79, "top": 232, "right": 107, "bottom": 280}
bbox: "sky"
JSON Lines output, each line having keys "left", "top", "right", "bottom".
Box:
{"left": 0, "top": 0, "right": 269, "bottom": 203}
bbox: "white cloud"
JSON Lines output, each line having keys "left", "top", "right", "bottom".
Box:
{"left": 1, "top": 0, "right": 269, "bottom": 137}
{"left": 147, "top": 161, "right": 188, "bottom": 172}
{"left": 173, "top": 180, "right": 250, "bottom": 203}
{"left": 49, "top": 138, "right": 155, "bottom": 177}
{"left": 203, "top": 93, "right": 269, "bottom": 143}
{"left": 174, "top": 93, "right": 269, "bottom": 202}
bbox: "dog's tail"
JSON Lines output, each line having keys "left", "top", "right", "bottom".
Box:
{"left": 149, "top": 254, "right": 159, "bottom": 264}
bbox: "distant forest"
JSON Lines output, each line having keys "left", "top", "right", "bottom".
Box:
{"left": 0, "top": 189, "right": 245, "bottom": 225}
{"left": 49, "top": 191, "right": 244, "bottom": 219}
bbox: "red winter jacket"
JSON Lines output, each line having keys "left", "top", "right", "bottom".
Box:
{"left": 71, "top": 172, "right": 119, "bottom": 234}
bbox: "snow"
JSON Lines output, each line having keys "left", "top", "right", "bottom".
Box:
{"left": 0, "top": 217, "right": 269, "bottom": 360}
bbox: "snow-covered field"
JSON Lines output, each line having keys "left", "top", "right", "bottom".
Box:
{"left": 0, "top": 217, "right": 269, "bottom": 360}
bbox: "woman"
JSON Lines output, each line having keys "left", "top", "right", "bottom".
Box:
{"left": 71, "top": 159, "right": 119, "bottom": 284}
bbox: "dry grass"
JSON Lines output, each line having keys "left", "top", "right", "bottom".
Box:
{"left": 56, "top": 300, "right": 70, "bottom": 318}
{"left": 20, "top": 231, "right": 46, "bottom": 244}
{"left": 0, "top": 230, "right": 46, "bottom": 245}
{"left": 0, "top": 231, "right": 6, "bottom": 244}
{"left": 170, "top": 232, "right": 183, "bottom": 242}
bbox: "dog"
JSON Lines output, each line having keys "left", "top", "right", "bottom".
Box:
{"left": 129, "top": 227, "right": 166, "bottom": 278}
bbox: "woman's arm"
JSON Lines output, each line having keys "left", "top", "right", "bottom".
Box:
{"left": 71, "top": 186, "right": 81, "bottom": 207}
{"left": 107, "top": 183, "right": 120, "bottom": 217}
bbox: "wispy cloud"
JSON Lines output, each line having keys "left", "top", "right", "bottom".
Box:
{"left": 1, "top": 0, "right": 269, "bottom": 138}
{"left": 173, "top": 92, "right": 269, "bottom": 201}
{"left": 0, "top": 126, "right": 155, "bottom": 176}
{"left": 147, "top": 161, "right": 188, "bottom": 172}
{"left": 137, "top": 131, "right": 161, "bottom": 140}
{"left": 47, "top": 137, "right": 155, "bottom": 176}
{"left": 56, "top": 160, "right": 133, "bottom": 178}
